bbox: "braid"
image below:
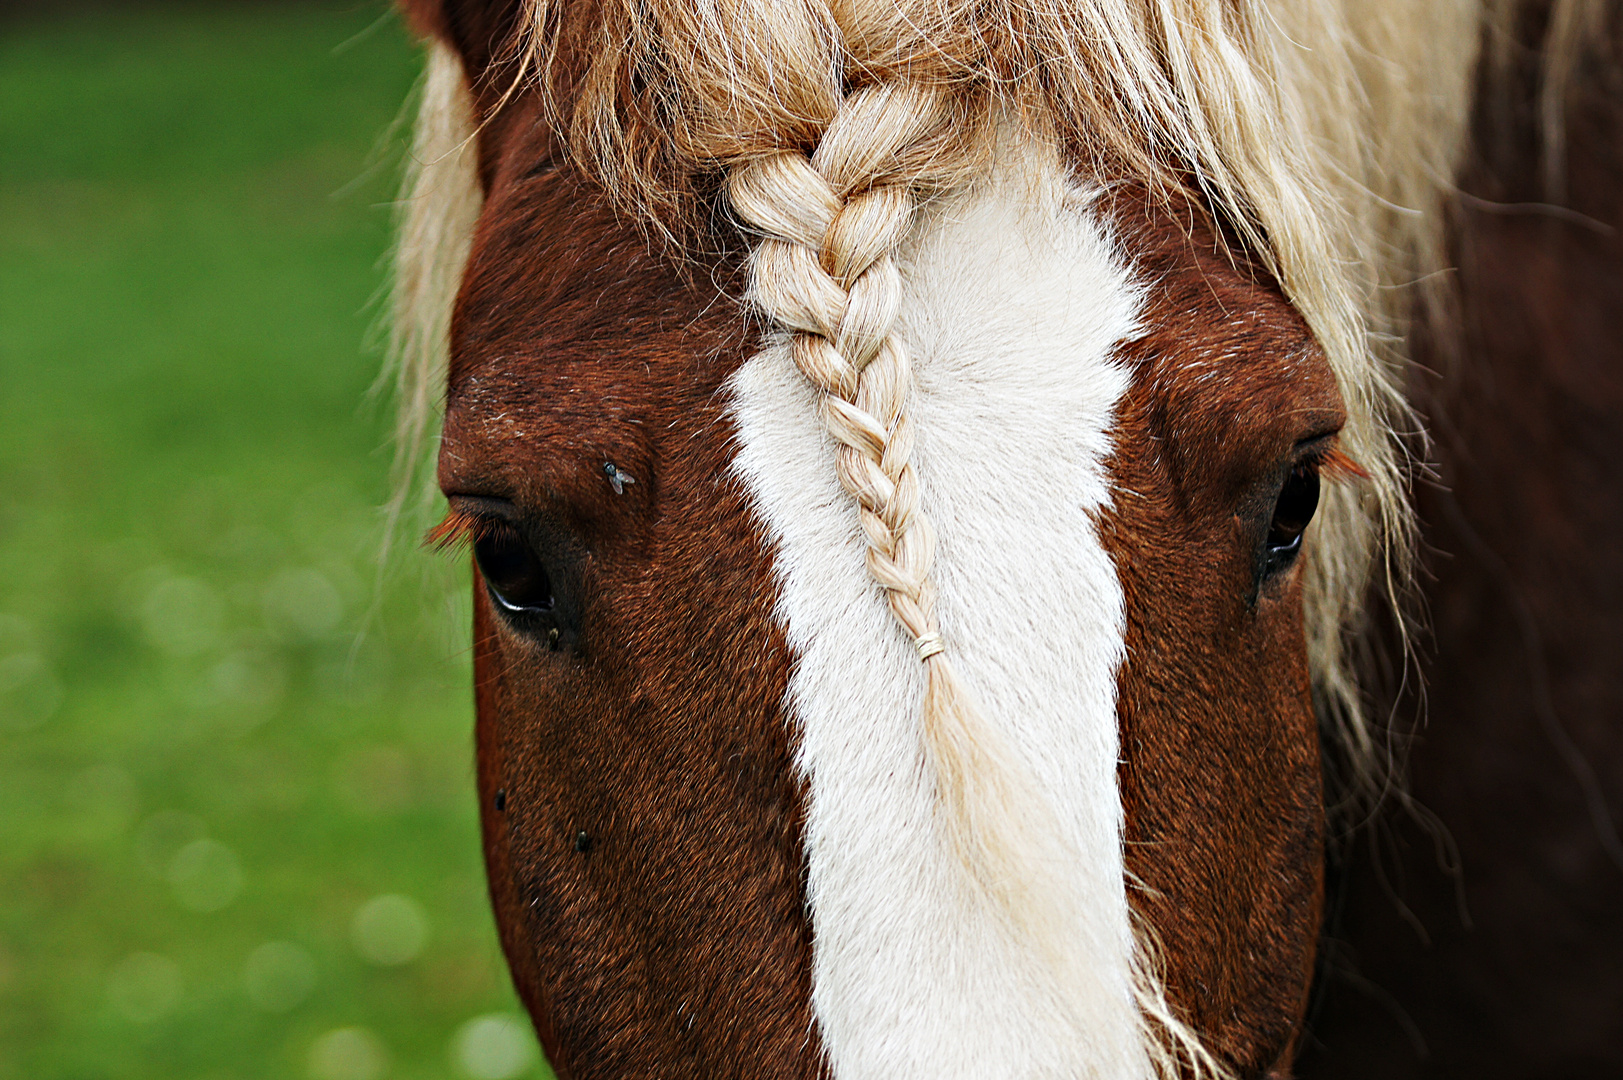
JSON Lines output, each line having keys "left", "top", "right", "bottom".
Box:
{"left": 728, "top": 85, "right": 938, "bottom": 666}
{"left": 729, "top": 83, "right": 1225, "bottom": 1078}
{"left": 727, "top": 81, "right": 1040, "bottom": 917}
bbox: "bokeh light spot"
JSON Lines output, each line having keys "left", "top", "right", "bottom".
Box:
{"left": 140, "top": 576, "right": 224, "bottom": 656}
{"left": 308, "top": 1026, "right": 388, "bottom": 1080}
{"left": 264, "top": 568, "right": 343, "bottom": 640}
{"left": 452, "top": 1013, "right": 538, "bottom": 1080}
{"left": 106, "top": 952, "right": 181, "bottom": 1023}
{"left": 0, "top": 650, "right": 64, "bottom": 730}
{"left": 201, "top": 647, "right": 287, "bottom": 732}
{"left": 350, "top": 894, "right": 427, "bottom": 966}
{"left": 167, "top": 838, "right": 244, "bottom": 912}
{"left": 244, "top": 941, "right": 317, "bottom": 1012}
{"left": 135, "top": 810, "right": 207, "bottom": 877}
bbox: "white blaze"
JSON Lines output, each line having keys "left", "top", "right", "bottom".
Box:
{"left": 728, "top": 155, "right": 1148, "bottom": 1079}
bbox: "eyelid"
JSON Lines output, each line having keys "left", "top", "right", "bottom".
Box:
{"left": 1293, "top": 434, "right": 1368, "bottom": 482}
{"left": 425, "top": 500, "right": 518, "bottom": 552}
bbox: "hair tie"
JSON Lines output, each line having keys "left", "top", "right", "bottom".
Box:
{"left": 914, "top": 631, "right": 944, "bottom": 662}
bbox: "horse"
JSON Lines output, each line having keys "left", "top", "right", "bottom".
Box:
{"left": 383, "top": 0, "right": 1620, "bottom": 1076}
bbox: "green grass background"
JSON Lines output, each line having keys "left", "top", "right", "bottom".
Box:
{"left": 0, "top": 4, "right": 553, "bottom": 1077}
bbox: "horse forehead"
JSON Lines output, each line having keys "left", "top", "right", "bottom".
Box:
{"left": 1096, "top": 193, "right": 1341, "bottom": 454}
{"left": 440, "top": 200, "right": 746, "bottom": 495}
{"left": 442, "top": 160, "right": 1334, "bottom": 510}
{"left": 438, "top": 357, "right": 658, "bottom": 497}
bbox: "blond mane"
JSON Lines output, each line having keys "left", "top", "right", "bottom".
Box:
{"left": 388, "top": 0, "right": 1607, "bottom": 1070}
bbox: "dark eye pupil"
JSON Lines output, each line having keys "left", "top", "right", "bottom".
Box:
{"left": 1267, "top": 465, "right": 1321, "bottom": 558}
{"left": 473, "top": 528, "right": 553, "bottom": 613}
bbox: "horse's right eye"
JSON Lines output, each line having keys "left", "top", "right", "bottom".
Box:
{"left": 474, "top": 526, "right": 554, "bottom": 614}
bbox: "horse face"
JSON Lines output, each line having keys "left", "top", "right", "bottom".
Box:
{"left": 426, "top": 39, "right": 1342, "bottom": 1080}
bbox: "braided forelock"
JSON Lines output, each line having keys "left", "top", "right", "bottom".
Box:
{"left": 726, "top": 82, "right": 995, "bottom": 868}
{"left": 726, "top": 80, "right": 1222, "bottom": 1078}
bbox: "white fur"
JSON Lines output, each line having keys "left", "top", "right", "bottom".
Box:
{"left": 728, "top": 157, "right": 1151, "bottom": 1077}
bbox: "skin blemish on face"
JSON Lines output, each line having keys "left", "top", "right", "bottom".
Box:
{"left": 603, "top": 461, "right": 635, "bottom": 495}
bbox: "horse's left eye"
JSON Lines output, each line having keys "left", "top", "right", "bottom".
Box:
{"left": 1262, "top": 463, "right": 1320, "bottom": 576}
{"left": 474, "top": 526, "right": 555, "bottom": 614}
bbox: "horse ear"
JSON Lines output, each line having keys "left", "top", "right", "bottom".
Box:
{"left": 398, "top": 0, "right": 527, "bottom": 86}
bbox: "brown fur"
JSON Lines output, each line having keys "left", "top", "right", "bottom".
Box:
{"left": 1101, "top": 191, "right": 1342, "bottom": 1075}
{"left": 441, "top": 98, "right": 821, "bottom": 1076}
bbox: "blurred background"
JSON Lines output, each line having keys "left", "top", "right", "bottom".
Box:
{"left": 0, "top": 2, "right": 553, "bottom": 1077}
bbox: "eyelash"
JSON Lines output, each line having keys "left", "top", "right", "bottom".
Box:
{"left": 1314, "top": 443, "right": 1368, "bottom": 483}
{"left": 425, "top": 507, "right": 498, "bottom": 553}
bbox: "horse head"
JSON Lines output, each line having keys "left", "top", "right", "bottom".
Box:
{"left": 392, "top": 1, "right": 1430, "bottom": 1075}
